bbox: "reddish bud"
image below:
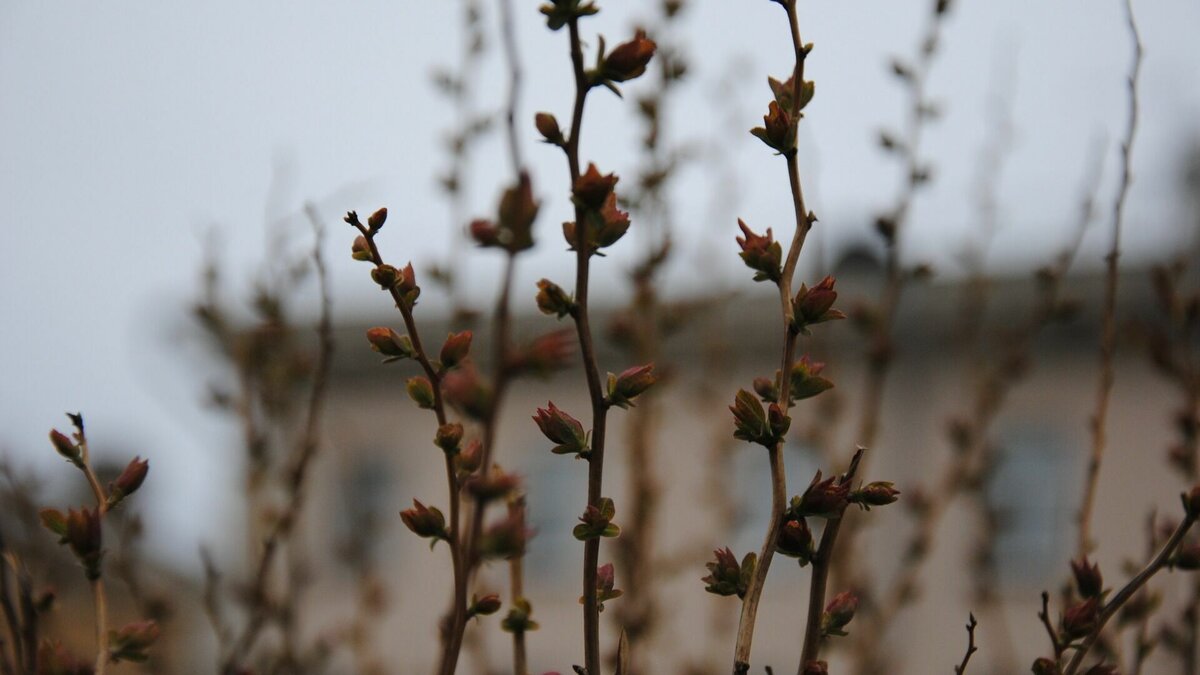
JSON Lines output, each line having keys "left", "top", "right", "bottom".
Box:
{"left": 512, "top": 330, "right": 575, "bottom": 376}
{"left": 607, "top": 364, "right": 656, "bottom": 408}
{"left": 750, "top": 100, "right": 794, "bottom": 154}
{"left": 573, "top": 497, "right": 620, "bottom": 541}
{"left": 533, "top": 403, "right": 588, "bottom": 456}
{"left": 591, "top": 562, "right": 623, "bottom": 610}
{"left": 464, "top": 469, "right": 522, "bottom": 503}
{"left": 1184, "top": 484, "right": 1200, "bottom": 519}
{"left": 702, "top": 547, "right": 754, "bottom": 599}
{"left": 109, "top": 620, "right": 160, "bottom": 664}
{"left": 730, "top": 389, "right": 772, "bottom": 447}
{"left": 440, "top": 331, "right": 473, "bottom": 369}
{"left": 367, "top": 207, "right": 387, "bottom": 231}
{"left": 792, "top": 275, "right": 847, "bottom": 333}
{"left": 457, "top": 440, "right": 483, "bottom": 474}
{"left": 66, "top": 507, "right": 102, "bottom": 579}
{"left": 107, "top": 457, "right": 149, "bottom": 508}
{"left": 1032, "top": 658, "right": 1061, "bottom": 675}
{"left": 768, "top": 403, "right": 791, "bottom": 439}
{"left": 470, "top": 593, "right": 502, "bottom": 617}
{"left": 535, "top": 279, "right": 574, "bottom": 318}
{"left": 753, "top": 376, "right": 779, "bottom": 402}
{"left": 397, "top": 263, "right": 419, "bottom": 299}
{"left": 470, "top": 219, "right": 502, "bottom": 247}
{"left": 798, "top": 471, "right": 850, "bottom": 518}
{"left": 400, "top": 499, "right": 447, "bottom": 542}
{"left": 801, "top": 662, "right": 829, "bottom": 675}
{"left": 850, "top": 481, "right": 900, "bottom": 510}
{"left": 497, "top": 172, "right": 539, "bottom": 252}
{"left": 790, "top": 355, "right": 834, "bottom": 401}
{"left": 535, "top": 112, "right": 564, "bottom": 144}
{"left": 435, "top": 423, "right": 464, "bottom": 453}
{"left": 1070, "top": 557, "right": 1103, "bottom": 599}
{"left": 351, "top": 235, "right": 373, "bottom": 262}
{"left": 366, "top": 327, "right": 414, "bottom": 360}
{"left": 406, "top": 376, "right": 436, "bottom": 410}
{"left": 478, "top": 512, "right": 532, "bottom": 560}
{"left": 736, "top": 219, "right": 782, "bottom": 283}
{"left": 49, "top": 429, "right": 81, "bottom": 464}
{"left": 441, "top": 365, "right": 492, "bottom": 420}
{"left": 371, "top": 264, "right": 398, "bottom": 289}
{"left": 776, "top": 517, "right": 813, "bottom": 564}
{"left": 821, "top": 591, "right": 857, "bottom": 636}
{"left": 594, "top": 193, "right": 631, "bottom": 248}
{"left": 1062, "top": 597, "right": 1100, "bottom": 640}
{"left": 602, "top": 30, "right": 657, "bottom": 83}
{"left": 572, "top": 164, "right": 619, "bottom": 211}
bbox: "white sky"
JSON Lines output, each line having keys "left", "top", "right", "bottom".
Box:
{"left": 2, "top": 0, "right": 1198, "bottom": 571}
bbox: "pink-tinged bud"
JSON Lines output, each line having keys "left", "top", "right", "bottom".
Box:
{"left": 371, "top": 264, "right": 398, "bottom": 289}
{"left": 535, "top": 279, "right": 574, "bottom": 318}
{"left": 107, "top": 457, "right": 149, "bottom": 508}
{"left": 478, "top": 512, "right": 532, "bottom": 560}
{"left": 792, "top": 275, "right": 847, "bottom": 334}
{"left": 1062, "top": 597, "right": 1100, "bottom": 640}
{"left": 457, "top": 440, "right": 483, "bottom": 474}
{"left": 801, "top": 661, "right": 829, "bottom": 675}
{"left": 730, "top": 389, "right": 771, "bottom": 447}
{"left": 591, "top": 562, "right": 623, "bottom": 610}
{"left": 821, "top": 591, "right": 857, "bottom": 636}
{"left": 790, "top": 355, "right": 834, "bottom": 402}
{"left": 752, "top": 376, "right": 778, "bottom": 402}
{"left": 607, "top": 364, "right": 656, "bottom": 408}
{"left": 1032, "top": 658, "right": 1061, "bottom": 675}
{"left": 351, "top": 235, "right": 373, "bottom": 262}
{"left": 736, "top": 219, "right": 782, "bottom": 283}
{"left": 66, "top": 507, "right": 102, "bottom": 579}
{"left": 406, "top": 376, "right": 436, "bottom": 410}
{"left": 109, "top": 620, "right": 160, "bottom": 664}
{"left": 1184, "top": 484, "right": 1200, "bottom": 519}
{"left": 850, "top": 481, "right": 900, "bottom": 510}
{"left": 464, "top": 469, "right": 522, "bottom": 503}
{"left": 470, "top": 593, "right": 502, "bottom": 617}
{"left": 512, "top": 330, "right": 575, "bottom": 376}
{"left": 470, "top": 219, "right": 502, "bottom": 247}
{"left": 602, "top": 30, "right": 656, "bottom": 82}
{"left": 1070, "top": 557, "right": 1104, "bottom": 599}
{"left": 396, "top": 263, "right": 419, "bottom": 306}
{"left": 435, "top": 423, "right": 464, "bottom": 453}
{"left": 594, "top": 193, "right": 631, "bottom": 248}
{"left": 441, "top": 366, "right": 492, "bottom": 421}
{"left": 533, "top": 403, "right": 588, "bottom": 456}
{"left": 776, "top": 517, "right": 813, "bottom": 564}
{"left": 573, "top": 497, "right": 620, "bottom": 541}
{"left": 366, "top": 327, "right": 414, "bottom": 360}
{"left": 38, "top": 642, "right": 92, "bottom": 675}
{"left": 367, "top": 207, "right": 387, "bottom": 231}
{"left": 399, "top": 499, "right": 447, "bottom": 542}
{"left": 768, "top": 403, "right": 791, "bottom": 439}
{"left": 1173, "top": 543, "right": 1200, "bottom": 570}
{"left": 535, "top": 112, "right": 564, "bottom": 144}
{"left": 750, "top": 100, "right": 794, "bottom": 154}
{"left": 702, "top": 547, "right": 754, "bottom": 599}
{"left": 497, "top": 172, "right": 538, "bottom": 252}
{"left": 39, "top": 508, "right": 69, "bottom": 542}
{"left": 572, "top": 164, "right": 619, "bottom": 211}
{"left": 798, "top": 471, "right": 850, "bottom": 518}
{"left": 49, "top": 429, "right": 81, "bottom": 464}
{"left": 440, "top": 331, "right": 473, "bottom": 369}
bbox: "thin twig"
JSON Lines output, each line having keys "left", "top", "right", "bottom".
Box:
{"left": 1064, "top": 514, "right": 1197, "bottom": 674}
{"left": 1077, "top": 0, "right": 1142, "bottom": 558}
{"left": 953, "top": 613, "right": 978, "bottom": 674}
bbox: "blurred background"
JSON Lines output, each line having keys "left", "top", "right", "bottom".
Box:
{"left": 2, "top": 0, "right": 1199, "bottom": 672}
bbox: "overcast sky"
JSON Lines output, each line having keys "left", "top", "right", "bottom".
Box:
{"left": 2, "top": 1, "right": 1198, "bottom": 571}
